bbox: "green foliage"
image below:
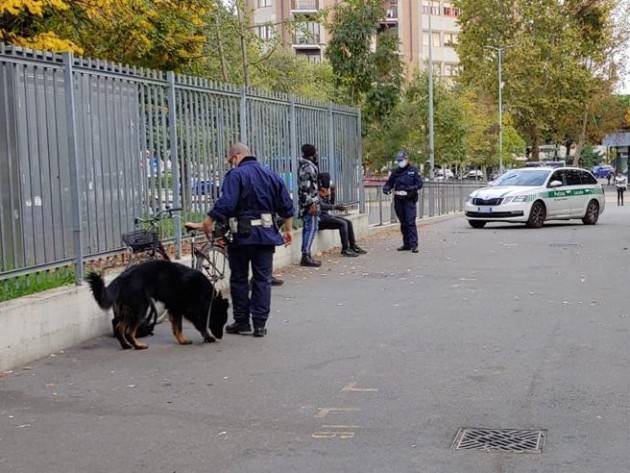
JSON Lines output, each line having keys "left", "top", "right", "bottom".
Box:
{"left": 0, "top": 266, "right": 75, "bottom": 303}
{"left": 453, "top": 0, "right": 621, "bottom": 160}
{"left": 580, "top": 145, "right": 604, "bottom": 169}
{"left": 325, "top": 0, "right": 385, "bottom": 104}
{"left": 364, "top": 30, "right": 404, "bottom": 124}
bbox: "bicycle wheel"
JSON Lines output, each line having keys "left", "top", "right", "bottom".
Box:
{"left": 195, "top": 245, "right": 228, "bottom": 283}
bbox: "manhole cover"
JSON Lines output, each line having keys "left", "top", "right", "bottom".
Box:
{"left": 452, "top": 428, "right": 546, "bottom": 453}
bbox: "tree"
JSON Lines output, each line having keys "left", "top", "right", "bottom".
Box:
{"left": 0, "top": 0, "right": 82, "bottom": 52}
{"left": 453, "top": 0, "right": 621, "bottom": 162}
{"left": 325, "top": 0, "right": 385, "bottom": 105}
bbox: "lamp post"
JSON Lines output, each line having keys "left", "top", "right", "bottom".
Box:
{"left": 427, "top": 3, "right": 435, "bottom": 179}
{"left": 484, "top": 45, "right": 513, "bottom": 175}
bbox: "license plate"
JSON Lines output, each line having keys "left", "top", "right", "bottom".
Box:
{"left": 477, "top": 207, "right": 492, "bottom": 213}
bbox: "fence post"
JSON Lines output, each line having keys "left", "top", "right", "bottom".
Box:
{"left": 357, "top": 109, "right": 365, "bottom": 213}
{"left": 327, "top": 104, "right": 335, "bottom": 183}
{"left": 378, "top": 188, "right": 383, "bottom": 225}
{"left": 289, "top": 97, "right": 299, "bottom": 216}
{"left": 240, "top": 88, "right": 247, "bottom": 144}
{"left": 167, "top": 71, "right": 181, "bottom": 259}
{"left": 62, "top": 53, "right": 83, "bottom": 285}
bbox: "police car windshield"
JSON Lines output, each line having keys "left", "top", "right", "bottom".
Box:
{"left": 493, "top": 170, "right": 550, "bottom": 186}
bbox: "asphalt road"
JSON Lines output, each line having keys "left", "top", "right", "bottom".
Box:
{"left": 2, "top": 205, "right": 630, "bottom": 473}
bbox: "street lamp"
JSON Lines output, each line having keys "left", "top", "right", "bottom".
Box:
{"left": 427, "top": 2, "right": 435, "bottom": 179}
{"left": 484, "top": 45, "right": 513, "bottom": 175}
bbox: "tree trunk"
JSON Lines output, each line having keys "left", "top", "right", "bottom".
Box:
{"left": 531, "top": 132, "right": 540, "bottom": 161}
{"left": 573, "top": 108, "right": 589, "bottom": 167}
{"left": 215, "top": 14, "right": 229, "bottom": 83}
{"left": 236, "top": 0, "right": 250, "bottom": 87}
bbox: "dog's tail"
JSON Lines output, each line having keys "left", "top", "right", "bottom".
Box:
{"left": 86, "top": 272, "right": 113, "bottom": 310}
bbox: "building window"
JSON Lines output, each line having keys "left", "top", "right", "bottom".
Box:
{"left": 296, "top": 50, "right": 321, "bottom": 64}
{"left": 258, "top": 0, "right": 272, "bottom": 7}
{"left": 432, "top": 32, "right": 441, "bottom": 47}
{"left": 294, "top": 22, "right": 321, "bottom": 44}
{"left": 444, "top": 32, "right": 458, "bottom": 46}
{"left": 256, "top": 24, "right": 275, "bottom": 42}
{"left": 443, "top": 6, "right": 460, "bottom": 17}
{"left": 422, "top": 1, "right": 440, "bottom": 16}
{"left": 443, "top": 64, "right": 460, "bottom": 76}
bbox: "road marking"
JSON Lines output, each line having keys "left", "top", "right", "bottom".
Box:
{"left": 315, "top": 407, "right": 361, "bottom": 418}
{"left": 312, "top": 431, "right": 356, "bottom": 439}
{"left": 342, "top": 382, "right": 378, "bottom": 392}
{"left": 321, "top": 425, "right": 360, "bottom": 429}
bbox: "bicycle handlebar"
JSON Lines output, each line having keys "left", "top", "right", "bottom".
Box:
{"left": 134, "top": 207, "right": 182, "bottom": 226}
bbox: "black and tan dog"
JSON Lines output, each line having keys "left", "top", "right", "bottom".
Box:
{"left": 86, "top": 260, "right": 229, "bottom": 350}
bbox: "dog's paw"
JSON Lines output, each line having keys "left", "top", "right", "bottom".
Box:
{"left": 134, "top": 343, "right": 149, "bottom": 350}
{"left": 179, "top": 339, "right": 193, "bottom": 345}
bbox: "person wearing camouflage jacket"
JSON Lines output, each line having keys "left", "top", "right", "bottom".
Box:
{"left": 298, "top": 144, "right": 321, "bottom": 267}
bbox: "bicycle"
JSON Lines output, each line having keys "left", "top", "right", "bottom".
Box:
{"left": 184, "top": 221, "right": 231, "bottom": 284}
{"left": 120, "top": 207, "right": 181, "bottom": 329}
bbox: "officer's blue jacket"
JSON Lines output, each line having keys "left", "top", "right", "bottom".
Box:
{"left": 209, "top": 157, "right": 294, "bottom": 246}
{"left": 383, "top": 165, "right": 423, "bottom": 199}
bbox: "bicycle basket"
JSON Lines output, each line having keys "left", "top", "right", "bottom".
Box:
{"left": 122, "top": 229, "right": 159, "bottom": 253}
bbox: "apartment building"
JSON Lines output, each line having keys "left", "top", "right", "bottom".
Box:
{"left": 247, "top": 0, "right": 461, "bottom": 77}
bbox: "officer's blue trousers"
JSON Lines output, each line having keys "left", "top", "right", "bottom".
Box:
{"left": 228, "top": 244, "right": 274, "bottom": 328}
{"left": 301, "top": 213, "right": 319, "bottom": 255}
{"left": 394, "top": 198, "right": 418, "bottom": 248}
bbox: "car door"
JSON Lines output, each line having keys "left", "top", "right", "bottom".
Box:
{"left": 576, "top": 170, "right": 599, "bottom": 216}
{"left": 544, "top": 170, "right": 570, "bottom": 217}
{"left": 564, "top": 169, "right": 584, "bottom": 215}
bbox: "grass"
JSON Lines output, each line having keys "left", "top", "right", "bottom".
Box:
{"left": 0, "top": 266, "right": 76, "bottom": 303}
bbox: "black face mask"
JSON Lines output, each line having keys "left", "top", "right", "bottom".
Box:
{"left": 312, "top": 155, "right": 319, "bottom": 165}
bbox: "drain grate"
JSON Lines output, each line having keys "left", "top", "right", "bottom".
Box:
{"left": 452, "top": 428, "right": 546, "bottom": 453}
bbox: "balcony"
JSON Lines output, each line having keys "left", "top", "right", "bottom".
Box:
{"left": 291, "top": 0, "right": 319, "bottom": 11}
{"left": 293, "top": 22, "right": 321, "bottom": 46}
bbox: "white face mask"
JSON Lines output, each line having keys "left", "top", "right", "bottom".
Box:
{"left": 397, "top": 159, "right": 408, "bottom": 168}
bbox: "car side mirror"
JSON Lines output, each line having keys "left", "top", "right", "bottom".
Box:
{"left": 549, "top": 180, "right": 563, "bottom": 188}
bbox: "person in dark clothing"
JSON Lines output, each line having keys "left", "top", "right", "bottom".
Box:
{"left": 383, "top": 151, "right": 423, "bottom": 253}
{"left": 298, "top": 144, "right": 321, "bottom": 267}
{"left": 317, "top": 173, "right": 367, "bottom": 257}
{"left": 185, "top": 143, "right": 294, "bottom": 338}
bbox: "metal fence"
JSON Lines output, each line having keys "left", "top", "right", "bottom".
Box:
{"left": 0, "top": 43, "right": 362, "bottom": 282}
{"left": 365, "top": 181, "right": 483, "bottom": 226}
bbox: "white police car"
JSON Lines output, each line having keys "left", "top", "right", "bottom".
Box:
{"left": 465, "top": 167, "right": 605, "bottom": 228}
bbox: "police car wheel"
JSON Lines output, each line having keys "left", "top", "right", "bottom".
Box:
{"left": 468, "top": 220, "right": 487, "bottom": 228}
{"left": 527, "top": 201, "right": 546, "bottom": 228}
{"left": 582, "top": 200, "right": 599, "bottom": 225}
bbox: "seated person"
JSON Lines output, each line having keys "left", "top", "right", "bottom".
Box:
{"left": 318, "top": 173, "right": 367, "bottom": 257}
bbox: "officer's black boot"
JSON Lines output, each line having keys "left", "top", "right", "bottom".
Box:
{"left": 253, "top": 326, "right": 267, "bottom": 338}
{"left": 411, "top": 246, "right": 419, "bottom": 253}
{"left": 300, "top": 254, "right": 322, "bottom": 267}
{"left": 225, "top": 321, "right": 252, "bottom": 334}
{"left": 341, "top": 248, "right": 359, "bottom": 257}
{"left": 271, "top": 276, "right": 284, "bottom": 286}
{"left": 351, "top": 245, "right": 367, "bottom": 254}
{"left": 397, "top": 245, "right": 411, "bottom": 251}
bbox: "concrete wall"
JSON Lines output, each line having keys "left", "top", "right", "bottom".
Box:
{"left": 0, "top": 213, "right": 368, "bottom": 372}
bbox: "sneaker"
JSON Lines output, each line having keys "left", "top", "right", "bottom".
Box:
{"left": 351, "top": 245, "right": 367, "bottom": 254}
{"left": 225, "top": 322, "right": 252, "bottom": 334}
{"left": 300, "top": 254, "right": 322, "bottom": 267}
{"left": 341, "top": 248, "right": 359, "bottom": 257}
{"left": 397, "top": 245, "right": 411, "bottom": 251}
{"left": 253, "top": 327, "right": 267, "bottom": 338}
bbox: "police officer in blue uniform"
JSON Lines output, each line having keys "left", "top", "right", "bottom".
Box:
{"left": 186, "top": 143, "right": 294, "bottom": 337}
{"left": 383, "top": 151, "right": 423, "bottom": 253}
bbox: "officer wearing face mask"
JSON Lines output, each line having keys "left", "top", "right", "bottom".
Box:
{"left": 383, "top": 151, "right": 423, "bottom": 253}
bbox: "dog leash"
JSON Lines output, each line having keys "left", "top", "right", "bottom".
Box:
{"left": 205, "top": 288, "right": 217, "bottom": 335}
